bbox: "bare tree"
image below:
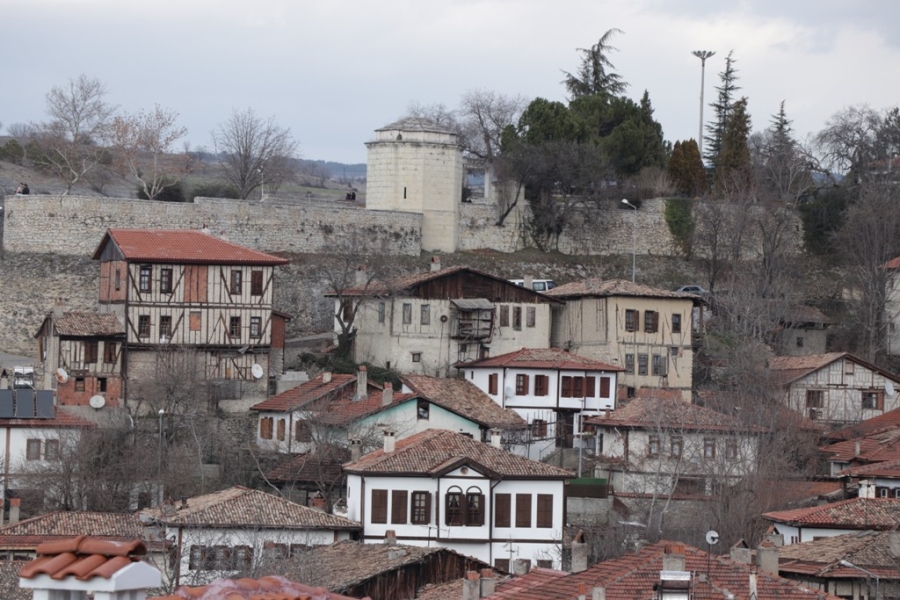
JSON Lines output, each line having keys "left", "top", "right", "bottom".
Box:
{"left": 110, "top": 105, "right": 192, "bottom": 199}
{"left": 30, "top": 74, "right": 117, "bottom": 193}
{"left": 212, "top": 108, "right": 299, "bottom": 199}
{"left": 457, "top": 89, "right": 528, "bottom": 164}
{"left": 815, "top": 105, "right": 900, "bottom": 186}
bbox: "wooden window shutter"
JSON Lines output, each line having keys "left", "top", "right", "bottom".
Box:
{"left": 600, "top": 377, "right": 611, "bottom": 397}
{"left": 878, "top": 390, "right": 885, "bottom": 411}
{"left": 371, "top": 490, "right": 388, "bottom": 524}
{"left": 495, "top": 493, "right": 511, "bottom": 527}
{"left": 515, "top": 494, "right": 531, "bottom": 528}
{"left": 537, "top": 494, "right": 553, "bottom": 528}
{"left": 585, "top": 377, "right": 596, "bottom": 397}
{"left": 561, "top": 376, "right": 572, "bottom": 397}
{"left": 276, "top": 419, "right": 285, "bottom": 441}
{"left": 489, "top": 373, "right": 498, "bottom": 395}
{"left": 391, "top": 490, "right": 408, "bottom": 524}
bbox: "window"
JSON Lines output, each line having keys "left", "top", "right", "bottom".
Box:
{"left": 488, "top": 373, "right": 499, "bottom": 395}
{"left": 627, "top": 386, "right": 636, "bottom": 398}
{"left": 138, "top": 315, "right": 151, "bottom": 337}
{"left": 445, "top": 491, "right": 463, "bottom": 526}
{"left": 402, "top": 303, "right": 412, "bottom": 324}
{"left": 796, "top": 336, "right": 804, "bottom": 348}
{"left": 599, "top": 377, "right": 611, "bottom": 397}
{"left": 417, "top": 399, "right": 430, "bottom": 420}
{"left": 377, "top": 302, "right": 385, "bottom": 324}
{"left": 411, "top": 491, "right": 431, "bottom": 524}
{"left": 671, "top": 346, "right": 679, "bottom": 357}
{"left": 341, "top": 301, "right": 353, "bottom": 322}
{"left": 537, "top": 494, "right": 553, "bottom": 528}
{"left": 189, "top": 545, "right": 252, "bottom": 571}
{"left": 513, "top": 307, "right": 522, "bottom": 330}
{"left": 371, "top": 490, "right": 388, "bottom": 524}
{"left": 638, "top": 354, "right": 648, "bottom": 376}
{"left": 114, "top": 268, "right": 122, "bottom": 291}
{"left": 561, "top": 376, "right": 572, "bottom": 397}
{"left": 526, "top": 307, "right": 536, "bottom": 328}
{"left": 625, "top": 309, "right": 638, "bottom": 332}
{"left": 276, "top": 419, "right": 285, "bottom": 441}
{"left": 846, "top": 362, "right": 855, "bottom": 375}
{"left": 515, "top": 494, "right": 531, "bottom": 528}
{"left": 159, "top": 315, "right": 172, "bottom": 338}
{"left": 189, "top": 311, "right": 202, "bottom": 331}
{"left": 532, "top": 419, "right": 548, "bottom": 438}
{"left": 672, "top": 313, "right": 682, "bottom": 333}
{"left": 500, "top": 306, "right": 510, "bottom": 327}
{"left": 466, "top": 490, "right": 485, "bottom": 526}
{"left": 585, "top": 377, "right": 596, "bottom": 397}
{"left": 648, "top": 435, "right": 660, "bottom": 457}
{"left": 652, "top": 355, "right": 667, "bottom": 376}
{"left": 74, "top": 377, "right": 85, "bottom": 392}
{"left": 26, "top": 439, "right": 41, "bottom": 460}
{"left": 139, "top": 265, "right": 152, "bottom": 292}
{"left": 391, "top": 490, "right": 408, "bottom": 524}
{"left": 670, "top": 436, "right": 683, "bottom": 458}
{"left": 45, "top": 440, "right": 60, "bottom": 461}
{"left": 725, "top": 439, "right": 738, "bottom": 459}
{"left": 230, "top": 270, "right": 242, "bottom": 295}
{"left": 229, "top": 316, "right": 241, "bottom": 338}
{"left": 83, "top": 341, "right": 98, "bottom": 364}
{"left": 411, "top": 352, "right": 422, "bottom": 363}
{"left": 421, "top": 304, "right": 431, "bottom": 325}
{"left": 863, "top": 390, "right": 884, "bottom": 410}
{"left": 625, "top": 354, "right": 635, "bottom": 373}
{"left": 572, "top": 377, "right": 584, "bottom": 397}
{"left": 259, "top": 417, "right": 273, "bottom": 440}
{"left": 515, "top": 374, "right": 529, "bottom": 395}
{"left": 495, "top": 494, "right": 511, "bottom": 527}
{"left": 534, "top": 375, "right": 549, "bottom": 396}
{"left": 98, "top": 377, "right": 107, "bottom": 392}
{"left": 295, "top": 421, "right": 312, "bottom": 443}
{"left": 160, "top": 268, "right": 173, "bottom": 293}
{"left": 703, "top": 438, "right": 716, "bottom": 458}
{"left": 537, "top": 559, "right": 553, "bottom": 569}
{"left": 104, "top": 342, "right": 117, "bottom": 364}
{"left": 251, "top": 270, "right": 264, "bottom": 296}
{"left": 806, "top": 390, "right": 824, "bottom": 408}
{"left": 644, "top": 311, "right": 659, "bottom": 333}
{"left": 250, "top": 316, "right": 262, "bottom": 338}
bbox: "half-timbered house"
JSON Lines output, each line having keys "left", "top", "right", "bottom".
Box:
{"left": 92, "top": 229, "right": 289, "bottom": 411}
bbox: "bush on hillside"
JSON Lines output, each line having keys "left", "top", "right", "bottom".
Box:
{"left": 137, "top": 182, "right": 187, "bottom": 203}
{"left": 189, "top": 183, "right": 241, "bottom": 201}
{"left": 0, "top": 140, "right": 25, "bottom": 164}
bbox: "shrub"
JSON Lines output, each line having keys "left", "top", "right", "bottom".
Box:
{"left": 137, "top": 182, "right": 186, "bottom": 203}
{"left": 664, "top": 198, "right": 693, "bottom": 257}
{"left": 0, "top": 140, "right": 25, "bottom": 164}
{"left": 189, "top": 183, "right": 241, "bottom": 201}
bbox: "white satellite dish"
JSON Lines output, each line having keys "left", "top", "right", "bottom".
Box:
{"left": 88, "top": 395, "right": 106, "bottom": 410}
{"left": 705, "top": 530, "right": 720, "bottom": 545}
{"left": 504, "top": 386, "right": 514, "bottom": 399}
{"left": 56, "top": 368, "right": 69, "bottom": 384}
{"left": 887, "top": 381, "right": 896, "bottom": 398}
{"left": 251, "top": 363, "right": 264, "bottom": 380}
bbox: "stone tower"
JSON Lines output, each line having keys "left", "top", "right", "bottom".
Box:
{"left": 365, "top": 117, "right": 463, "bottom": 252}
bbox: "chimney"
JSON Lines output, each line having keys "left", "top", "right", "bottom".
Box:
{"left": 479, "top": 568, "right": 496, "bottom": 597}
{"left": 749, "top": 572, "right": 758, "bottom": 599}
{"left": 181, "top": 496, "right": 188, "bottom": 509}
{"left": 662, "top": 543, "right": 686, "bottom": 572}
{"left": 592, "top": 588, "right": 606, "bottom": 600}
{"left": 388, "top": 547, "right": 406, "bottom": 560}
{"left": 382, "top": 382, "right": 393, "bottom": 407}
{"left": 9, "top": 498, "right": 21, "bottom": 524}
{"left": 860, "top": 479, "right": 875, "bottom": 498}
{"left": 383, "top": 430, "right": 396, "bottom": 453}
{"left": 763, "top": 533, "right": 784, "bottom": 547}
{"left": 354, "top": 366, "right": 368, "bottom": 401}
{"left": 349, "top": 439, "right": 362, "bottom": 462}
{"left": 52, "top": 298, "right": 65, "bottom": 319}
{"left": 384, "top": 530, "right": 397, "bottom": 546}
{"left": 355, "top": 264, "right": 368, "bottom": 286}
{"left": 577, "top": 583, "right": 587, "bottom": 600}
{"left": 512, "top": 558, "right": 531, "bottom": 576}
{"left": 756, "top": 541, "right": 779, "bottom": 575}
{"left": 323, "top": 371, "right": 333, "bottom": 384}
{"left": 430, "top": 255, "right": 442, "bottom": 272}
{"left": 571, "top": 530, "right": 588, "bottom": 573}
{"left": 490, "top": 428, "right": 502, "bottom": 449}
{"left": 462, "top": 571, "right": 480, "bottom": 600}
{"left": 729, "top": 545, "right": 752, "bottom": 565}
{"left": 855, "top": 440, "right": 861, "bottom": 456}
{"left": 524, "top": 275, "right": 533, "bottom": 290}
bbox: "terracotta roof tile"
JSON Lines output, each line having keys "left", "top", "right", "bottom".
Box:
{"left": 402, "top": 375, "right": 526, "bottom": 429}
{"left": 266, "top": 447, "right": 349, "bottom": 484}
{"left": 0, "top": 511, "right": 144, "bottom": 545}
{"left": 822, "top": 429, "right": 900, "bottom": 463}
{"left": 343, "top": 429, "right": 572, "bottom": 478}
{"left": 586, "top": 396, "right": 760, "bottom": 432}
{"left": 828, "top": 407, "right": 900, "bottom": 441}
{"left": 779, "top": 530, "right": 900, "bottom": 580}
{"left": 840, "top": 457, "right": 900, "bottom": 478}
{"left": 18, "top": 535, "right": 147, "bottom": 581}
{"left": 0, "top": 560, "right": 32, "bottom": 600}
{"left": 250, "top": 374, "right": 359, "bottom": 412}
{"left": 153, "top": 575, "right": 371, "bottom": 600}
{"left": 764, "top": 497, "right": 900, "bottom": 529}
{"left": 0, "top": 407, "right": 97, "bottom": 429}
{"left": 140, "top": 486, "right": 360, "bottom": 530}
{"left": 52, "top": 312, "right": 125, "bottom": 337}
{"left": 545, "top": 278, "right": 703, "bottom": 302}
{"left": 459, "top": 347, "right": 623, "bottom": 371}
{"left": 93, "top": 229, "right": 289, "bottom": 265}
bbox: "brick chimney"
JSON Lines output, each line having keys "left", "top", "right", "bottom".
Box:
{"left": 430, "top": 255, "right": 442, "bottom": 272}
{"left": 662, "top": 543, "right": 686, "bottom": 572}
{"left": 383, "top": 430, "right": 395, "bottom": 453}
{"left": 577, "top": 583, "right": 587, "bottom": 600}
{"left": 382, "top": 382, "right": 393, "bottom": 406}
{"left": 479, "top": 568, "right": 496, "bottom": 597}
{"left": 571, "top": 530, "right": 588, "bottom": 573}
{"left": 490, "top": 428, "right": 502, "bottom": 449}
{"left": 384, "top": 530, "right": 397, "bottom": 546}
{"left": 354, "top": 366, "right": 367, "bottom": 401}
{"left": 462, "top": 571, "right": 480, "bottom": 600}
{"left": 9, "top": 498, "right": 21, "bottom": 524}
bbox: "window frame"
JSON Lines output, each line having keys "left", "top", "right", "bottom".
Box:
{"left": 513, "top": 306, "right": 522, "bottom": 330}
{"left": 637, "top": 354, "right": 649, "bottom": 376}
{"left": 250, "top": 316, "right": 262, "bottom": 338}
{"left": 515, "top": 494, "right": 532, "bottom": 528}
{"left": 495, "top": 493, "right": 511, "bottom": 528}
{"left": 625, "top": 353, "right": 635, "bottom": 374}
{"left": 45, "top": 439, "right": 60, "bottom": 461}
{"left": 411, "top": 491, "right": 431, "bottom": 525}
{"left": 531, "top": 419, "right": 548, "bottom": 438}
{"left": 671, "top": 313, "right": 682, "bottom": 334}
{"left": 83, "top": 341, "right": 98, "bottom": 364}
{"left": 644, "top": 310, "right": 659, "bottom": 333}
{"left": 250, "top": 270, "right": 264, "bottom": 296}
{"left": 515, "top": 373, "right": 529, "bottom": 395}
{"left": 534, "top": 374, "right": 549, "bottom": 396}
{"left": 160, "top": 268, "right": 173, "bottom": 294}
{"left": 138, "top": 315, "right": 151, "bottom": 337}
{"left": 499, "top": 305, "right": 510, "bottom": 327}
{"left": 159, "top": 315, "right": 172, "bottom": 338}
{"left": 139, "top": 265, "right": 152, "bottom": 293}
{"left": 536, "top": 494, "right": 553, "bottom": 528}
{"left": 230, "top": 270, "right": 242, "bottom": 295}
{"left": 26, "top": 439, "right": 42, "bottom": 460}
{"left": 670, "top": 435, "right": 683, "bottom": 459}
{"left": 229, "top": 316, "right": 241, "bottom": 338}
{"left": 488, "top": 373, "right": 499, "bottom": 395}
{"left": 402, "top": 303, "right": 412, "bottom": 325}
{"left": 371, "top": 489, "right": 388, "bottom": 524}
{"left": 420, "top": 304, "right": 431, "bottom": 326}
{"left": 652, "top": 354, "right": 668, "bottom": 376}
{"left": 526, "top": 306, "right": 536, "bottom": 328}
{"left": 103, "top": 342, "right": 118, "bottom": 364}
{"left": 703, "top": 437, "right": 716, "bottom": 458}
{"left": 648, "top": 434, "right": 660, "bottom": 457}
{"left": 624, "top": 309, "right": 638, "bottom": 332}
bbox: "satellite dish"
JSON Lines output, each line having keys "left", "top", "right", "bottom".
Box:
{"left": 251, "top": 364, "right": 264, "bottom": 380}
{"left": 705, "top": 530, "right": 720, "bottom": 545}
{"left": 887, "top": 381, "right": 896, "bottom": 398}
{"left": 504, "top": 386, "right": 514, "bottom": 398}
{"left": 88, "top": 395, "right": 106, "bottom": 410}
{"left": 56, "top": 368, "right": 69, "bottom": 384}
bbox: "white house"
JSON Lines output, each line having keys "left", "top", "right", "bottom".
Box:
{"left": 343, "top": 429, "right": 572, "bottom": 570}
{"left": 768, "top": 352, "right": 900, "bottom": 425}
{"left": 456, "top": 347, "right": 622, "bottom": 460}
{"left": 139, "top": 486, "right": 360, "bottom": 587}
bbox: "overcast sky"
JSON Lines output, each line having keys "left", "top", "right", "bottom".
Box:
{"left": 3, "top": 0, "right": 898, "bottom": 165}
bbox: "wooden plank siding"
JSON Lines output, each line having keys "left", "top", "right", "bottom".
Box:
{"left": 58, "top": 339, "right": 122, "bottom": 375}
{"left": 410, "top": 271, "right": 557, "bottom": 304}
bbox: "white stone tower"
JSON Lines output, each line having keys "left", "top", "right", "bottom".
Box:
{"left": 365, "top": 117, "right": 463, "bottom": 252}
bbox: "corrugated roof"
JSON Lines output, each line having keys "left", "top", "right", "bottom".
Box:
{"left": 459, "top": 347, "right": 623, "bottom": 371}
{"left": 586, "top": 396, "right": 760, "bottom": 432}
{"left": 151, "top": 575, "right": 369, "bottom": 600}
{"left": 19, "top": 536, "right": 147, "bottom": 582}
{"left": 545, "top": 278, "right": 703, "bottom": 302}
{"left": 51, "top": 312, "right": 124, "bottom": 337}
{"left": 92, "top": 229, "right": 288, "bottom": 266}
{"left": 343, "top": 429, "right": 572, "bottom": 478}
{"left": 140, "top": 486, "right": 360, "bottom": 530}
{"left": 401, "top": 375, "right": 526, "bottom": 429}
{"left": 764, "top": 497, "right": 900, "bottom": 528}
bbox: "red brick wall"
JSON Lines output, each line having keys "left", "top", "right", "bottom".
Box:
{"left": 57, "top": 375, "right": 122, "bottom": 407}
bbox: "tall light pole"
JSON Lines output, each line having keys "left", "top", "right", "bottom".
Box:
{"left": 692, "top": 50, "right": 715, "bottom": 157}
{"left": 622, "top": 199, "right": 637, "bottom": 282}
{"left": 839, "top": 559, "right": 879, "bottom": 600}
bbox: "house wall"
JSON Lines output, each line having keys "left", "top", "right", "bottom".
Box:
{"left": 886, "top": 272, "right": 900, "bottom": 356}
{"left": 0, "top": 425, "right": 82, "bottom": 500}
{"left": 774, "top": 328, "right": 829, "bottom": 356}
{"left": 784, "top": 357, "right": 900, "bottom": 424}
{"left": 768, "top": 523, "right": 854, "bottom": 545}
{"left": 551, "top": 296, "right": 695, "bottom": 400}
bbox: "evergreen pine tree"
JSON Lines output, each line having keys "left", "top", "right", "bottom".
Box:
{"left": 704, "top": 51, "right": 740, "bottom": 169}
{"left": 716, "top": 97, "right": 752, "bottom": 190}
{"left": 668, "top": 140, "right": 687, "bottom": 194}
{"left": 682, "top": 139, "right": 708, "bottom": 196}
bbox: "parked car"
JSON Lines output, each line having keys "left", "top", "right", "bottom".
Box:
{"left": 510, "top": 279, "right": 557, "bottom": 292}
{"left": 675, "top": 285, "right": 707, "bottom": 295}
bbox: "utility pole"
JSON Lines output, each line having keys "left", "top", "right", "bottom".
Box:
{"left": 692, "top": 50, "right": 716, "bottom": 157}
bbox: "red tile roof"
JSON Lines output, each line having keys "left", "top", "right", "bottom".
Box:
{"left": 586, "top": 396, "right": 760, "bottom": 432}
{"left": 50, "top": 312, "right": 125, "bottom": 337}
{"left": 821, "top": 428, "right": 900, "bottom": 463}
{"left": 19, "top": 536, "right": 148, "bottom": 581}
{"left": 2, "top": 407, "right": 97, "bottom": 429}
{"left": 545, "top": 278, "right": 703, "bottom": 302}
{"left": 150, "top": 575, "right": 369, "bottom": 600}
{"left": 266, "top": 446, "right": 350, "bottom": 484}
{"left": 779, "top": 529, "right": 900, "bottom": 580}
{"left": 827, "top": 407, "right": 900, "bottom": 441}
{"left": 458, "top": 347, "right": 623, "bottom": 372}
{"left": 140, "top": 486, "right": 360, "bottom": 530}
{"left": 93, "top": 228, "right": 288, "bottom": 265}
{"left": 764, "top": 497, "right": 900, "bottom": 529}
{"left": 401, "top": 375, "right": 526, "bottom": 429}
{"left": 343, "top": 429, "right": 572, "bottom": 478}
{"left": 250, "top": 373, "right": 359, "bottom": 412}
{"left": 840, "top": 457, "right": 900, "bottom": 478}
{"left": 0, "top": 511, "right": 144, "bottom": 551}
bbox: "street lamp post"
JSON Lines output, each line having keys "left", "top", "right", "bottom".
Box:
{"left": 692, "top": 50, "right": 715, "bottom": 157}
{"left": 622, "top": 199, "right": 637, "bottom": 282}
{"left": 839, "top": 559, "right": 879, "bottom": 600}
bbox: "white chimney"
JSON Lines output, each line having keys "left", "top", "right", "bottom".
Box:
{"left": 349, "top": 439, "right": 362, "bottom": 462}
{"left": 354, "top": 366, "right": 368, "bottom": 401}
{"left": 355, "top": 264, "right": 368, "bottom": 286}
{"left": 592, "top": 588, "right": 606, "bottom": 600}
{"left": 512, "top": 558, "right": 531, "bottom": 575}
{"left": 756, "top": 541, "right": 779, "bottom": 575}
{"left": 480, "top": 568, "right": 496, "bottom": 597}
{"left": 9, "top": 498, "right": 21, "bottom": 524}
{"left": 855, "top": 440, "right": 861, "bottom": 456}
{"left": 860, "top": 479, "right": 876, "bottom": 498}
{"left": 524, "top": 275, "right": 533, "bottom": 290}
{"left": 462, "top": 571, "right": 479, "bottom": 600}
{"left": 662, "top": 543, "right": 686, "bottom": 572}
{"left": 490, "top": 428, "right": 502, "bottom": 449}
{"left": 383, "top": 430, "right": 395, "bottom": 453}
{"left": 571, "top": 531, "right": 588, "bottom": 573}
{"left": 382, "top": 382, "right": 393, "bottom": 406}
{"left": 322, "top": 371, "right": 332, "bottom": 384}
{"left": 430, "top": 255, "right": 442, "bottom": 272}
{"left": 749, "top": 572, "right": 757, "bottom": 598}
{"left": 384, "top": 530, "right": 397, "bottom": 545}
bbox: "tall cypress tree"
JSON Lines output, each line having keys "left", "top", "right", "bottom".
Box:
{"left": 716, "top": 97, "right": 752, "bottom": 189}
{"left": 704, "top": 51, "right": 740, "bottom": 169}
